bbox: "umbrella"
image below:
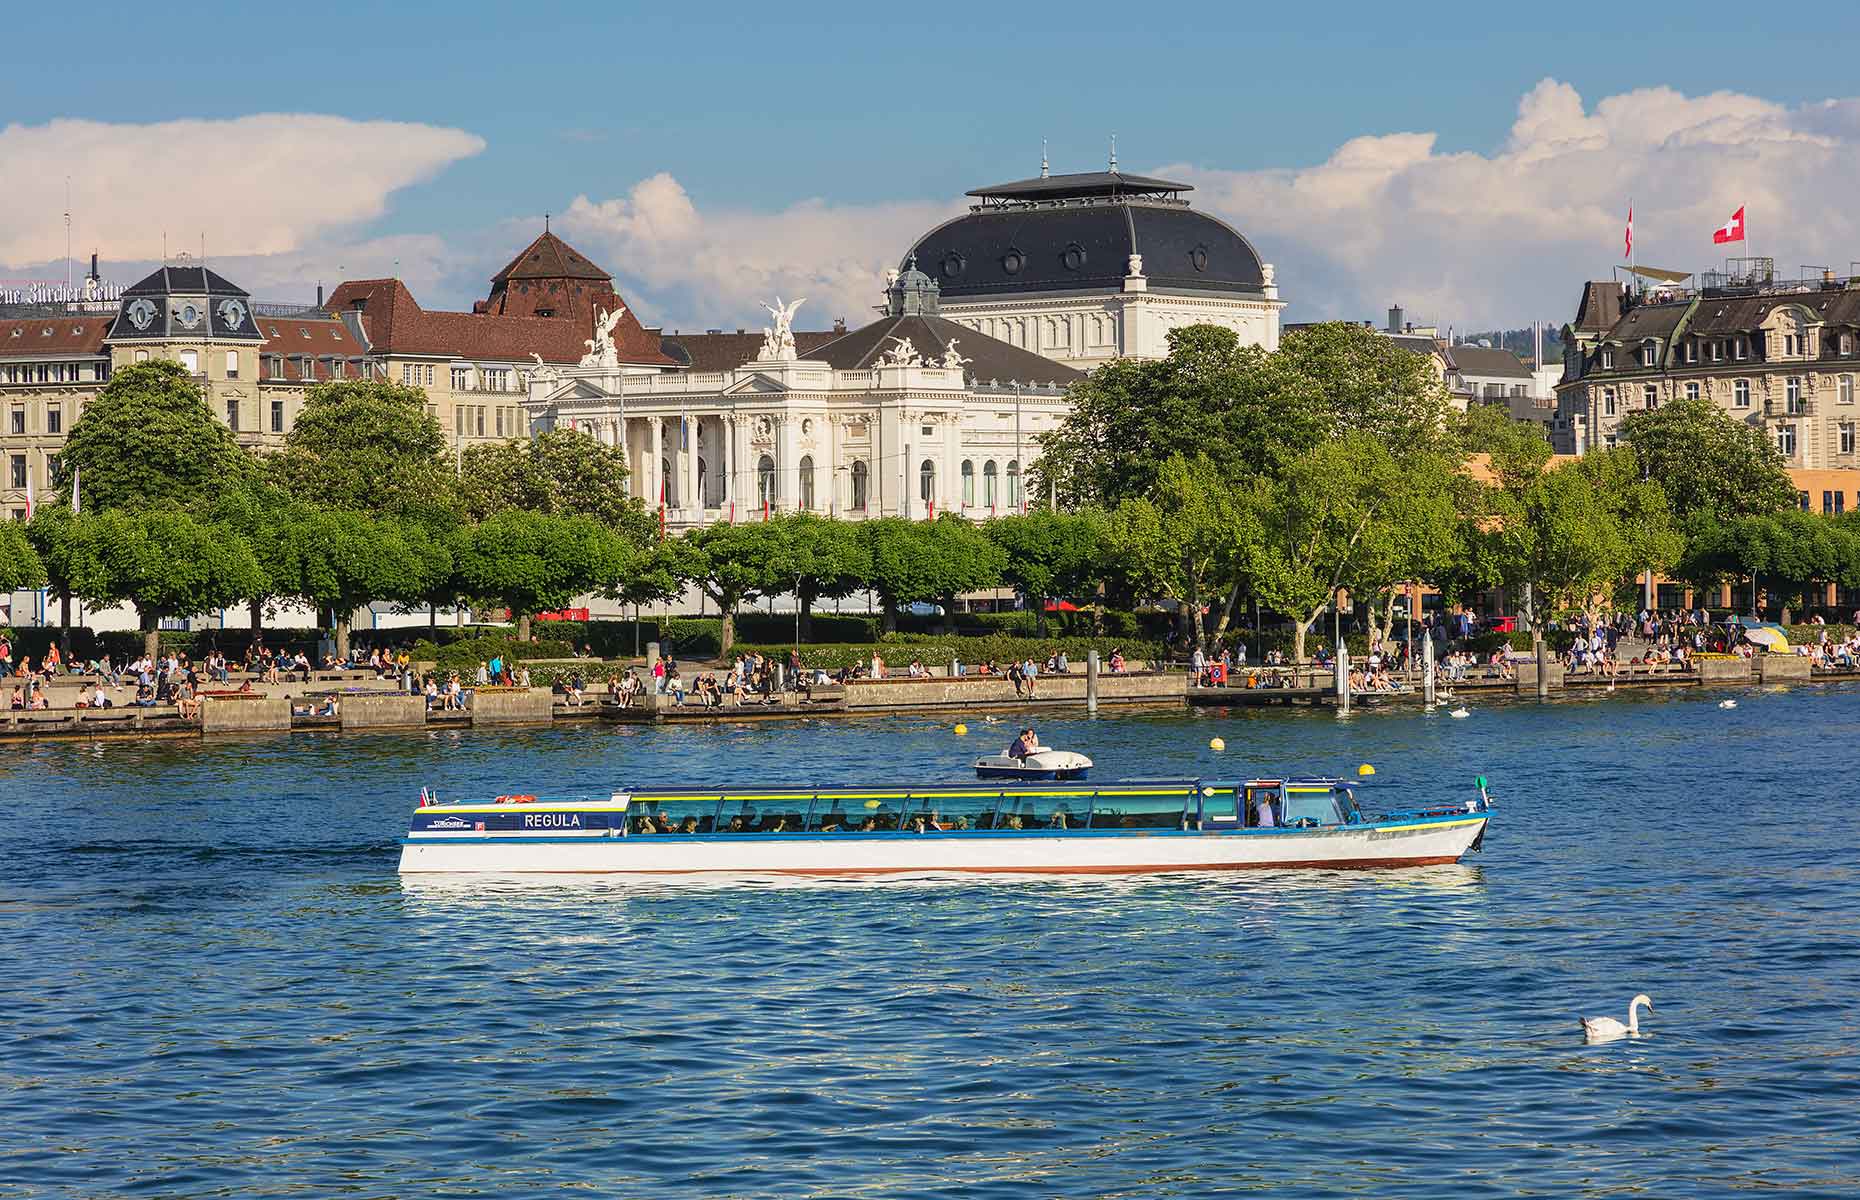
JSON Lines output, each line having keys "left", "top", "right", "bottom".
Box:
{"left": 1742, "top": 627, "right": 1790, "bottom": 652}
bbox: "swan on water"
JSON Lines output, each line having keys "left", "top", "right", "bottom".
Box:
{"left": 1719, "top": 699, "right": 1738, "bottom": 709}
{"left": 1582, "top": 993, "right": 1653, "bottom": 1042}
{"left": 1449, "top": 707, "right": 1471, "bottom": 719}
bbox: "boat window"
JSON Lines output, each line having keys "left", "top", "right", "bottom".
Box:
{"left": 1198, "top": 787, "right": 1239, "bottom": 825}
{"left": 631, "top": 796, "right": 719, "bottom": 834}
{"left": 1281, "top": 786, "right": 1346, "bottom": 828}
{"left": 1244, "top": 786, "right": 1283, "bottom": 828}
{"left": 717, "top": 798, "right": 804, "bottom": 834}
{"left": 995, "top": 791, "right": 1087, "bottom": 831}
{"left": 810, "top": 794, "right": 901, "bottom": 832}
{"left": 1088, "top": 790, "right": 1191, "bottom": 831}
{"left": 903, "top": 791, "right": 1001, "bottom": 831}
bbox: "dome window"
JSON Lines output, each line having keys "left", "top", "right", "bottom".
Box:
{"left": 940, "top": 251, "right": 966, "bottom": 278}
{"left": 1061, "top": 243, "right": 1087, "bottom": 271}
{"left": 1002, "top": 248, "right": 1026, "bottom": 276}
{"left": 1190, "top": 245, "right": 1210, "bottom": 272}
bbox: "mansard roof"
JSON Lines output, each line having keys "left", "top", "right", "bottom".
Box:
{"left": 491, "top": 230, "right": 611, "bottom": 284}
{"left": 809, "top": 313, "right": 1082, "bottom": 387}
{"left": 0, "top": 317, "right": 111, "bottom": 357}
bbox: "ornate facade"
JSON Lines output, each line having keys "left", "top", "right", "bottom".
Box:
{"left": 522, "top": 268, "right": 1079, "bottom": 528}
{"left": 1555, "top": 275, "right": 1860, "bottom": 471}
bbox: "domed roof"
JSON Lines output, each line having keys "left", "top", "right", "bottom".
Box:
{"left": 906, "top": 170, "right": 1267, "bottom": 300}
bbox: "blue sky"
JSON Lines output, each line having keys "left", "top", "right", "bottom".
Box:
{"left": 6, "top": 5, "right": 1860, "bottom": 330}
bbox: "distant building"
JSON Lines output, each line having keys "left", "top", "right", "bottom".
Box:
{"left": 902, "top": 163, "right": 1282, "bottom": 370}
{"left": 1292, "top": 305, "right": 1548, "bottom": 426}
{"left": 1553, "top": 264, "right": 1860, "bottom": 469}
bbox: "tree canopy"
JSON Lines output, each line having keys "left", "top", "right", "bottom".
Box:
{"left": 458, "top": 428, "right": 646, "bottom": 531}
{"left": 453, "top": 510, "right": 633, "bottom": 642}
{"left": 270, "top": 378, "right": 454, "bottom": 516}
{"left": 1618, "top": 397, "right": 1796, "bottom": 523}
{"left": 861, "top": 515, "right": 1005, "bottom": 631}
{"left": 672, "top": 521, "right": 791, "bottom": 655}
{"left": 54, "top": 360, "right": 249, "bottom": 512}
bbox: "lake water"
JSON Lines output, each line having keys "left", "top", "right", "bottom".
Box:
{"left": 5, "top": 686, "right": 1860, "bottom": 1198}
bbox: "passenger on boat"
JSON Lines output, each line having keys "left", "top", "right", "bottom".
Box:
{"left": 679, "top": 817, "right": 699, "bottom": 833}
{"left": 1255, "top": 796, "right": 1277, "bottom": 827}
{"left": 1008, "top": 727, "right": 1042, "bottom": 760}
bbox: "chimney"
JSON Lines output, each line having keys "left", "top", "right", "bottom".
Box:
{"left": 834, "top": 317, "right": 847, "bottom": 333}
{"left": 1387, "top": 305, "right": 1403, "bottom": 334}
{"left": 88, "top": 251, "right": 99, "bottom": 282}
{"left": 316, "top": 283, "right": 324, "bottom": 308}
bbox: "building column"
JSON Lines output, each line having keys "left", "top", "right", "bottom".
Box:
{"left": 777, "top": 412, "right": 798, "bottom": 513}
{"left": 826, "top": 413, "right": 841, "bottom": 516}
{"left": 650, "top": 416, "right": 664, "bottom": 508}
{"left": 682, "top": 414, "right": 699, "bottom": 517}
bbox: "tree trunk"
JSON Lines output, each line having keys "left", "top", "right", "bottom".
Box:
{"left": 1292, "top": 616, "right": 1317, "bottom": 665}
{"left": 429, "top": 604, "right": 438, "bottom": 629}
{"left": 798, "top": 596, "right": 814, "bottom": 643}
{"left": 335, "top": 615, "right": 352, "bottom": 661}
{"left": 881, "top": 602, "right": 897, "bottom": 635}
{"left": 720, "top": 606, "right": 736, "bottom": 657}
{"left": 516, "top": 613, "right": 532, "bottom": 643}
{"left": 140, "top": 609, "right": 160, "bottom": 661}
{"left": 58, "top": 593, "right": 72, "bottom": 657}
{"left": 1209, "top": 581, "right": 1243, "bottom": 647}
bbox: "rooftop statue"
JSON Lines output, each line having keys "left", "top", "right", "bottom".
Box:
{"left": 758, "top": 296, "right": 806, "bottom": 362}
{"left": 938, "top": 338, "right": 971, "bottom": 371}
{"left": 878, "top": 336, "right": 922, "bottom": 368}
{"left": 581, "top": 304, "right": 625, "bottom": 369}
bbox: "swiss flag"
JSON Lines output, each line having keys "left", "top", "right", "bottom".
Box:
{"left": 1713, "top": 206, "right": 1746, "bottom": 245}
{"left": 1624, "top": 205, "right": 1633, "bottom": 261}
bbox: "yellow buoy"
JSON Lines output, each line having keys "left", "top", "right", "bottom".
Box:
{"left": 954, "top": 723, "right": 968, "bottom": 736}
{"left": 1209, "top": 737, "right": 1226, "bottom": 752}
{"left": 1358, "top": 763, "right": 1376, "bottom": 777}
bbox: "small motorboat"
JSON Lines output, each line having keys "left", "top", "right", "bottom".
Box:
{"left": 973, "top": 749, "right": 1093, "bottom": 781}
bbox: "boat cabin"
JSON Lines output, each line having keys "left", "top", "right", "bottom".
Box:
{"left": 1238, "top": 779, "right": 1364, "bottom": 829}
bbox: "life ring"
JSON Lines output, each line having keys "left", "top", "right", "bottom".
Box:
{"left": 495, "top": 793, "right": 538, "bottom": 805}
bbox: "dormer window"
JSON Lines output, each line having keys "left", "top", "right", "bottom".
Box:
{"left": 1735, "top": 337, "right": 1748, "bottom": 360}
{"left": 1640, "top": 340, "right": 1658, "bottom": 367}
{"left": 1601, "top": 347, "right": 1614, "bottom": 369}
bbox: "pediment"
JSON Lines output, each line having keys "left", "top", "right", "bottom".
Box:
{"left": 722, "top": 372, "right": 788, "bottom": 395}
{"left": 547, "top": 378, "right": 610, "bottom": 401}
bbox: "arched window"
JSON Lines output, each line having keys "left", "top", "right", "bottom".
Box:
{"left": 850, "top": 461, "right": 869, "bottom": 512}
{"left": 758, "top": 454, "right": 776, "bottom": 509}
{"left": 178, "top": 349, "right": 198, "bottom": 373}
{"left": 224, "top": 349, "right": 239, "bottom": 378}
{"left": 133, "top": 349, "right": 149, "bottom": 363}
{"left": 983, "top": 461, "right": 998, "bottom": 508}
{"left": 919, "top": 458, "right": 936, "bottom": 505}
{"left": 1006, "top": 460, "right": 1021, "bottom": 509}
{"left": 799, "top": 455, "right": 815, "bottom": 510}
{"left": 960, "top": 460, "right": 975, "bottom": 506}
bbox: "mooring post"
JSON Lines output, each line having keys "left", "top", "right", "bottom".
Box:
{"left": 1535, "top": 635, "right": 1550, "bottom": 701}
{"left": 1086, "top": 650, "right": 1100, "bottom": 714}
{"left": 1423, "top": 628, "right": 1437, "bottom": 706}
{"left": 1336, "top": 640, "right": 1351, "bottom": 715}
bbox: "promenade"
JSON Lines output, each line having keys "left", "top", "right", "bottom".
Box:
{"left": 2, "top": 649, "right": 1855, "bottom": 742}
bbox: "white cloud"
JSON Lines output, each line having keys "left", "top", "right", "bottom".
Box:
{"left": 560, "top": 174, "right": 960, "bottom": 331}
{"left": 0, "top": 114, "right": 484, "bottom": 267}
{"left": 1166, "top": 78, "right": 1860, "bottom": 329}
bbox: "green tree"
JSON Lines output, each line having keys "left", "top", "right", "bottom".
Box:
{"left": 1618, "top": 396, "right": 1796, "bottom": 522}
{"left": 1274, "top": 321, "right": 1456, "bottom": 453}
{"left": 458, "top": 428, "right": 644, "bottom": 529}
{"left": 0, "top": 521, "right": 47, "bottom": 594}
{"left": 270, "top": 378, "right": 455, "bottom": 516}
{"left": 453, "top": 511, "right": 632, "bottom": 644}
{"left": 771, "top": 514, "right": 870, "bottom": 642}
{"left": 1243, "top": 433, "right": 1417, "bottom": 663}
{"left": 54, "top": 360, "right": 250, "bottom": 512}
{"left": 861, "top": 515, "right": 1006, "bottom": 633}
{"left": 72, "top": 509, "right": 264, "bottom": 659}
{"left": 671, "top": 521, "right": 790, "bottom": 655}
{"left": 1336, "top": 450, "right": 1465, "bottom": 651}
{"left": 1683, "top": 510, "right": 1860, "bottom": 621}
{"left": 1107, "top": 457, "right": 1255, "bottom": 650}
{"left": 982, "top": 509, "right": 1110, "bottom": 634}
{"left": 1035, "top": 324, "right": 1327, "bottom": 508}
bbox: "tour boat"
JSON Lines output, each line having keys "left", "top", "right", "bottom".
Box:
{"left": 398, "top": 777, "right": 1494, "bottom": 876}
{"left": 972, "top": 748, "right": 1093, "bottom": 781}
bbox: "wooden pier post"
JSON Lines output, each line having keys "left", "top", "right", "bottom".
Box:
{"left": 1335, "top": 641, "right": 1350, "bottom": 715}
{"left": 1422, "top": 628, "right": 1436, "bottom": 706}
{"left": 1086, "top": 650, "right": 1100, "bottom": 714}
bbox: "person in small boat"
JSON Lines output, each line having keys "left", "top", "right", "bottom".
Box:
{"left": 1007, "top": 727, "right": 1042, "bottom": 760}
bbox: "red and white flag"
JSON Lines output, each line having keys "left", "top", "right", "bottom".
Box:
{"left": 1713, "top": 205, "right": 1746, "bottom": 245}
{"left": 1624, "top": 205, "right": 1633, "bottom": 261}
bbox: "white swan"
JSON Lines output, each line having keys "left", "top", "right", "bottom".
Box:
{"left": 1719, "top": 699, "right": 1737, "bottom": 709}
{"left": 1582, "top": 993, "right": 1653, "bottom": 1042}
{"left": 1449, "top": 707, "right": 1471, "bottom": 719}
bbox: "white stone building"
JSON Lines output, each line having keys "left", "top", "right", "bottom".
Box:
{"left": 902, "top": 165, "right": 1282, "bottom": 370}
{"left": 522, "top": 267, "right": 1079, "bottom": 529}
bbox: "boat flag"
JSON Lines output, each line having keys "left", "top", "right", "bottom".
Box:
{"left": 69, "top": 466, "right": 79, "bottom": 514}
{"left": 1713, "top": 205, "right": 1746, "bottom": 244}
{"left": 1624, "top": 204, "right": 1633, "bottom": 261}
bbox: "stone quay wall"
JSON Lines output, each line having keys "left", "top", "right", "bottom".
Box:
{"left": 845, "top": 671, "right": 1183, "bottom": 711}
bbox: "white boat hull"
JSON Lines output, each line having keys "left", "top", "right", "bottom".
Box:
{"left": 399, "top": 816, "right": 1485, "bottom": 876}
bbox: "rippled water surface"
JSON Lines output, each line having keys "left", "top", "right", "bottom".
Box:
{"left": 6, "top": 686, "right": 1860, "bottom": 1198}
